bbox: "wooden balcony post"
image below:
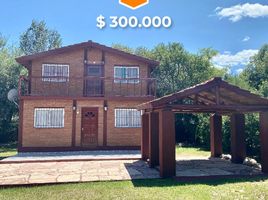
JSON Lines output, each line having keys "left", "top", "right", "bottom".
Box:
{"left": 231, "top": 113, "right": 246, "bottom": 163}
{"left": 159, "top": 108, "right": 176, "bottom": 178}
{"left": 149, "top": 111, "right": 159, "bottom": 168}
{"left": 210, "top": 114, "right": 223, "bottom": 157}
{"left": 260, "top": 112, "right": 268, "bottom": 173}
{"left": 141, "top": 112, "right": 149, "bottom": 161}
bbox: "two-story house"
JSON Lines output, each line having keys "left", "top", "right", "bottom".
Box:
{"left": 16, "top": 41, "right": 159, "bottom": 152}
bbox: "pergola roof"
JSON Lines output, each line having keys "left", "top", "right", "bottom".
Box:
{"left": 137, "top": 77, "right": 268, "bottom": 114}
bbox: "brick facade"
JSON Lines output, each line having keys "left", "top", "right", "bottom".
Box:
{"left": 18, "top": 43, "right": 156, "bottom": 151}
{"left": 21, "top": 99, "right": 146, "bottom": 149}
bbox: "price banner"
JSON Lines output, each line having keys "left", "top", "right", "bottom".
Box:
{"left": 96, "top": 15, "right": 172, "bottom": 29}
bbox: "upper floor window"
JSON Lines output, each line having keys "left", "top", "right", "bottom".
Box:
{"left": 34, "top": 108, "right": 64, "bottom": 128}
{"left": 114, "top": 66, "right": 139, "bottom": 83}
{"left": 42, "top": 64, "right": 69, "bottom": 82}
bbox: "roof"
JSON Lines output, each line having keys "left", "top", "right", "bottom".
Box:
{"left": 137, "top": 77, "right": 268, "bottom": 114}
{"left": 16, "top": 40, "right": 160, "bottom": 67}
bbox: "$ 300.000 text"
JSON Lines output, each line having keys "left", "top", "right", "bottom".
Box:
{"left": 96, "top": 15, "right": 172, "bottom": 29}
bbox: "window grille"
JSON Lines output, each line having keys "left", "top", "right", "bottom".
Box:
{"left": 114, "top": 66, "right": 139, "bottom": 83}
{"left": 34, "top": 108, "right": 64, "bottom": 128}
{"left": 42, "top": 64, "right": 69, "bottom": 82}
{"left": 115, "top": 108, "right": 141, "bottom": 127}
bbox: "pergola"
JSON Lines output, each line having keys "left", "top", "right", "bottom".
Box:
{"left": 137, "top": 77, "right": 268, "bottom": 178}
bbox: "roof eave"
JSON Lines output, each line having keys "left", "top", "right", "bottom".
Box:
{"left": 15, "top": 41, "right": 160, "bottom": 67}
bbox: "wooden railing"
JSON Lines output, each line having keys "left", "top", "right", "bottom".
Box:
{"left": 19, "top": 76, "right": 156, "bottom": 98}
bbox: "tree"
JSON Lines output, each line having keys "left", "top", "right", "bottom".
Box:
{"left": 243, "top": 44, "right": 268, "bottom": 95}
{"left": 0, "top": 34, "right": 25, "bottom": 143}
{"left": 151, "top": 43, "right": 225, "bottom": 96}
{"left": 0, "top": 33, "right": 6, "bottom": 49}
{"left": 112, "top": 44, "right": 134, "bottom": 54}
{"left": 20, "top": 20, "right": 62, "bottom": 55}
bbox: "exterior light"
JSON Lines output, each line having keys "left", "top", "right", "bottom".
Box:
{"left": 104, "top": 106, "right": 108, "bottom": 111}
{"left": 73, "top": 106, "right": 76, "bottom": 111}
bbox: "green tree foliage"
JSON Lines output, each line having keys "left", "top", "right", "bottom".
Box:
{"left": 20, "top": 20, "right": 62, "bottom": 55}
{"left": 0, "top": 35, "right": 25, "bottom": 143}
{"left": 112, "top": 44, "right": 134, "bottom": 54}
{"left": 243, "top": 44, "right": 268, "bottom": 96}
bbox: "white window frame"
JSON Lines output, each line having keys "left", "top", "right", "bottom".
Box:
{"left": 114, "top": 108, "right": 141, "bottom": 128}
{"left": 42, "top": 64, "right": 69, "bottom": 82}
{"left": 114, "top": 66, "right": 140, "bottom": 84}
{"left": 34, "top": 108, "right": 65, "bottom": 128}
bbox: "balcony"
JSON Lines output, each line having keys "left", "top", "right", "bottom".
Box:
{"left": 19, "top": 76, "right": 156, "bottom": 98}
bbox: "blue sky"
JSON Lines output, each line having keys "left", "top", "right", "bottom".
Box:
{"left": 1, "top": 0, "right": 268, "bottom": 72}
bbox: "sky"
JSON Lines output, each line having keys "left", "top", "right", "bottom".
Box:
{"left": 1, "top": 0, "right": 268, "bottom": 73}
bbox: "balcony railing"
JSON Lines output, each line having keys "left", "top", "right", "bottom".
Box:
{"left": 19, "top": 76, "right": 156, "bottom": 98}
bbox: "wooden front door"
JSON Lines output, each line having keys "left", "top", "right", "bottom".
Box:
{"left": 81, "top": 108, "right": 98, "bottom": 147}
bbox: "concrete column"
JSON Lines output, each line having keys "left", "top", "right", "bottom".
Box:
{"left": 149, "top": 111, "right": 159, "bottom": 168}
{"left": 231, "top": 113, "right": 246, "bottom": 163}
{"left": 141, "top": 113, "right": 149, "bottom": 161}
{"left": 210, "top": 114, "right": 223, "bottom": 157}
{"left": 260, "top": 112, "right": 268, "bottom": 173}
{"left": 159, "top": 109, "right": 176, "bottom": 178}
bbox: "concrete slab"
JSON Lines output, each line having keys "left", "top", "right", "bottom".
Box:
{"left": 1, "top": 150, "right": 141, "bottom": 163}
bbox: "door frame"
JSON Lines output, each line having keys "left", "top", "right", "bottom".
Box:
{"left": 80, "top": 107, "right": 99, "bottom": 147}
{"left": 84, "top": 64, "right": 104, "bottom": 97}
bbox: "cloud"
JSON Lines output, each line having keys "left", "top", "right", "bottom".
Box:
{"left": 242, "top": 36, "right": 250, "bottom": 42}
{"left": 236, "top": 68, "right": 244, "bottom": 74}
{"left": 212, "top": 49, "right": 258, "bottom": 68}
{"left": 215, "top": 3, "right": 268, "bottom": 22}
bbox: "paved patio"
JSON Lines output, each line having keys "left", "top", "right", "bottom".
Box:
{"left": 176, "top": 158, "right": 262, "bottom": 177}
{"left": 0, "top": 160, "right": 160, "bottom": 186}
{"left": 0, "top": 154, "right": 263, "bottom": 186}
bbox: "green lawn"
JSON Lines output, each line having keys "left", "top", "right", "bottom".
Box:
{"left": 1, "top": 178, "right": 268, "bottom": 200}
{"left": 0, "top": 143, "right": 17, "bottom": 160}
{"left": 176, "top": 146, "right": 211, "bottom": 157}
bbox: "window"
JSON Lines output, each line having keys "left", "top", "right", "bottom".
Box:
{"left": 115, "top": 108, "right": 141, "bottom": 128}
{"left": 34, "top": 108, "right": 64, "bottom": 128}
{"left": 114, "top": 66, "right": 139, "bottom": 83}
{"left": 42, "top": 64, "right": 69, "bottom": 82}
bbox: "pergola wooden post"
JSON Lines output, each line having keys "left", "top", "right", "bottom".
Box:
{"left": 149, "top": 111, "right": 159, "bottom": 168}
{"left": 231, "top": 113, "right": 246, "bottom": 164}
{"left": 159, "top": 108, "right": 176, "bottom": 178}
{"left": 137, "top": 77, "right": 268, "bottom": 178}
{"left": 210, "top": 114, "right": 223, "bottom": 157}
{"left": 260, "top": 112, "right": 268, "bottom": 173}
{"left": 141, "top": 113, "right": 149, "bottom": 161}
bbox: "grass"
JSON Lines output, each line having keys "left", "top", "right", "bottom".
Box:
{"left": 0, "top": 143, "right": 17, "bottom": 160}
{"left": 1, "top": 178, "right": 268, "bottom": 200}
{"left": 176, "top": 146, "right": 211, "bottom": 157}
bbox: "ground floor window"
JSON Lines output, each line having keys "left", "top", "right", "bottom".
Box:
{"left": 115, "top": 108, "right": 141, "bottom": 128}
{"left": 34, "top": 108, "right": 65, "bottom": 128}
